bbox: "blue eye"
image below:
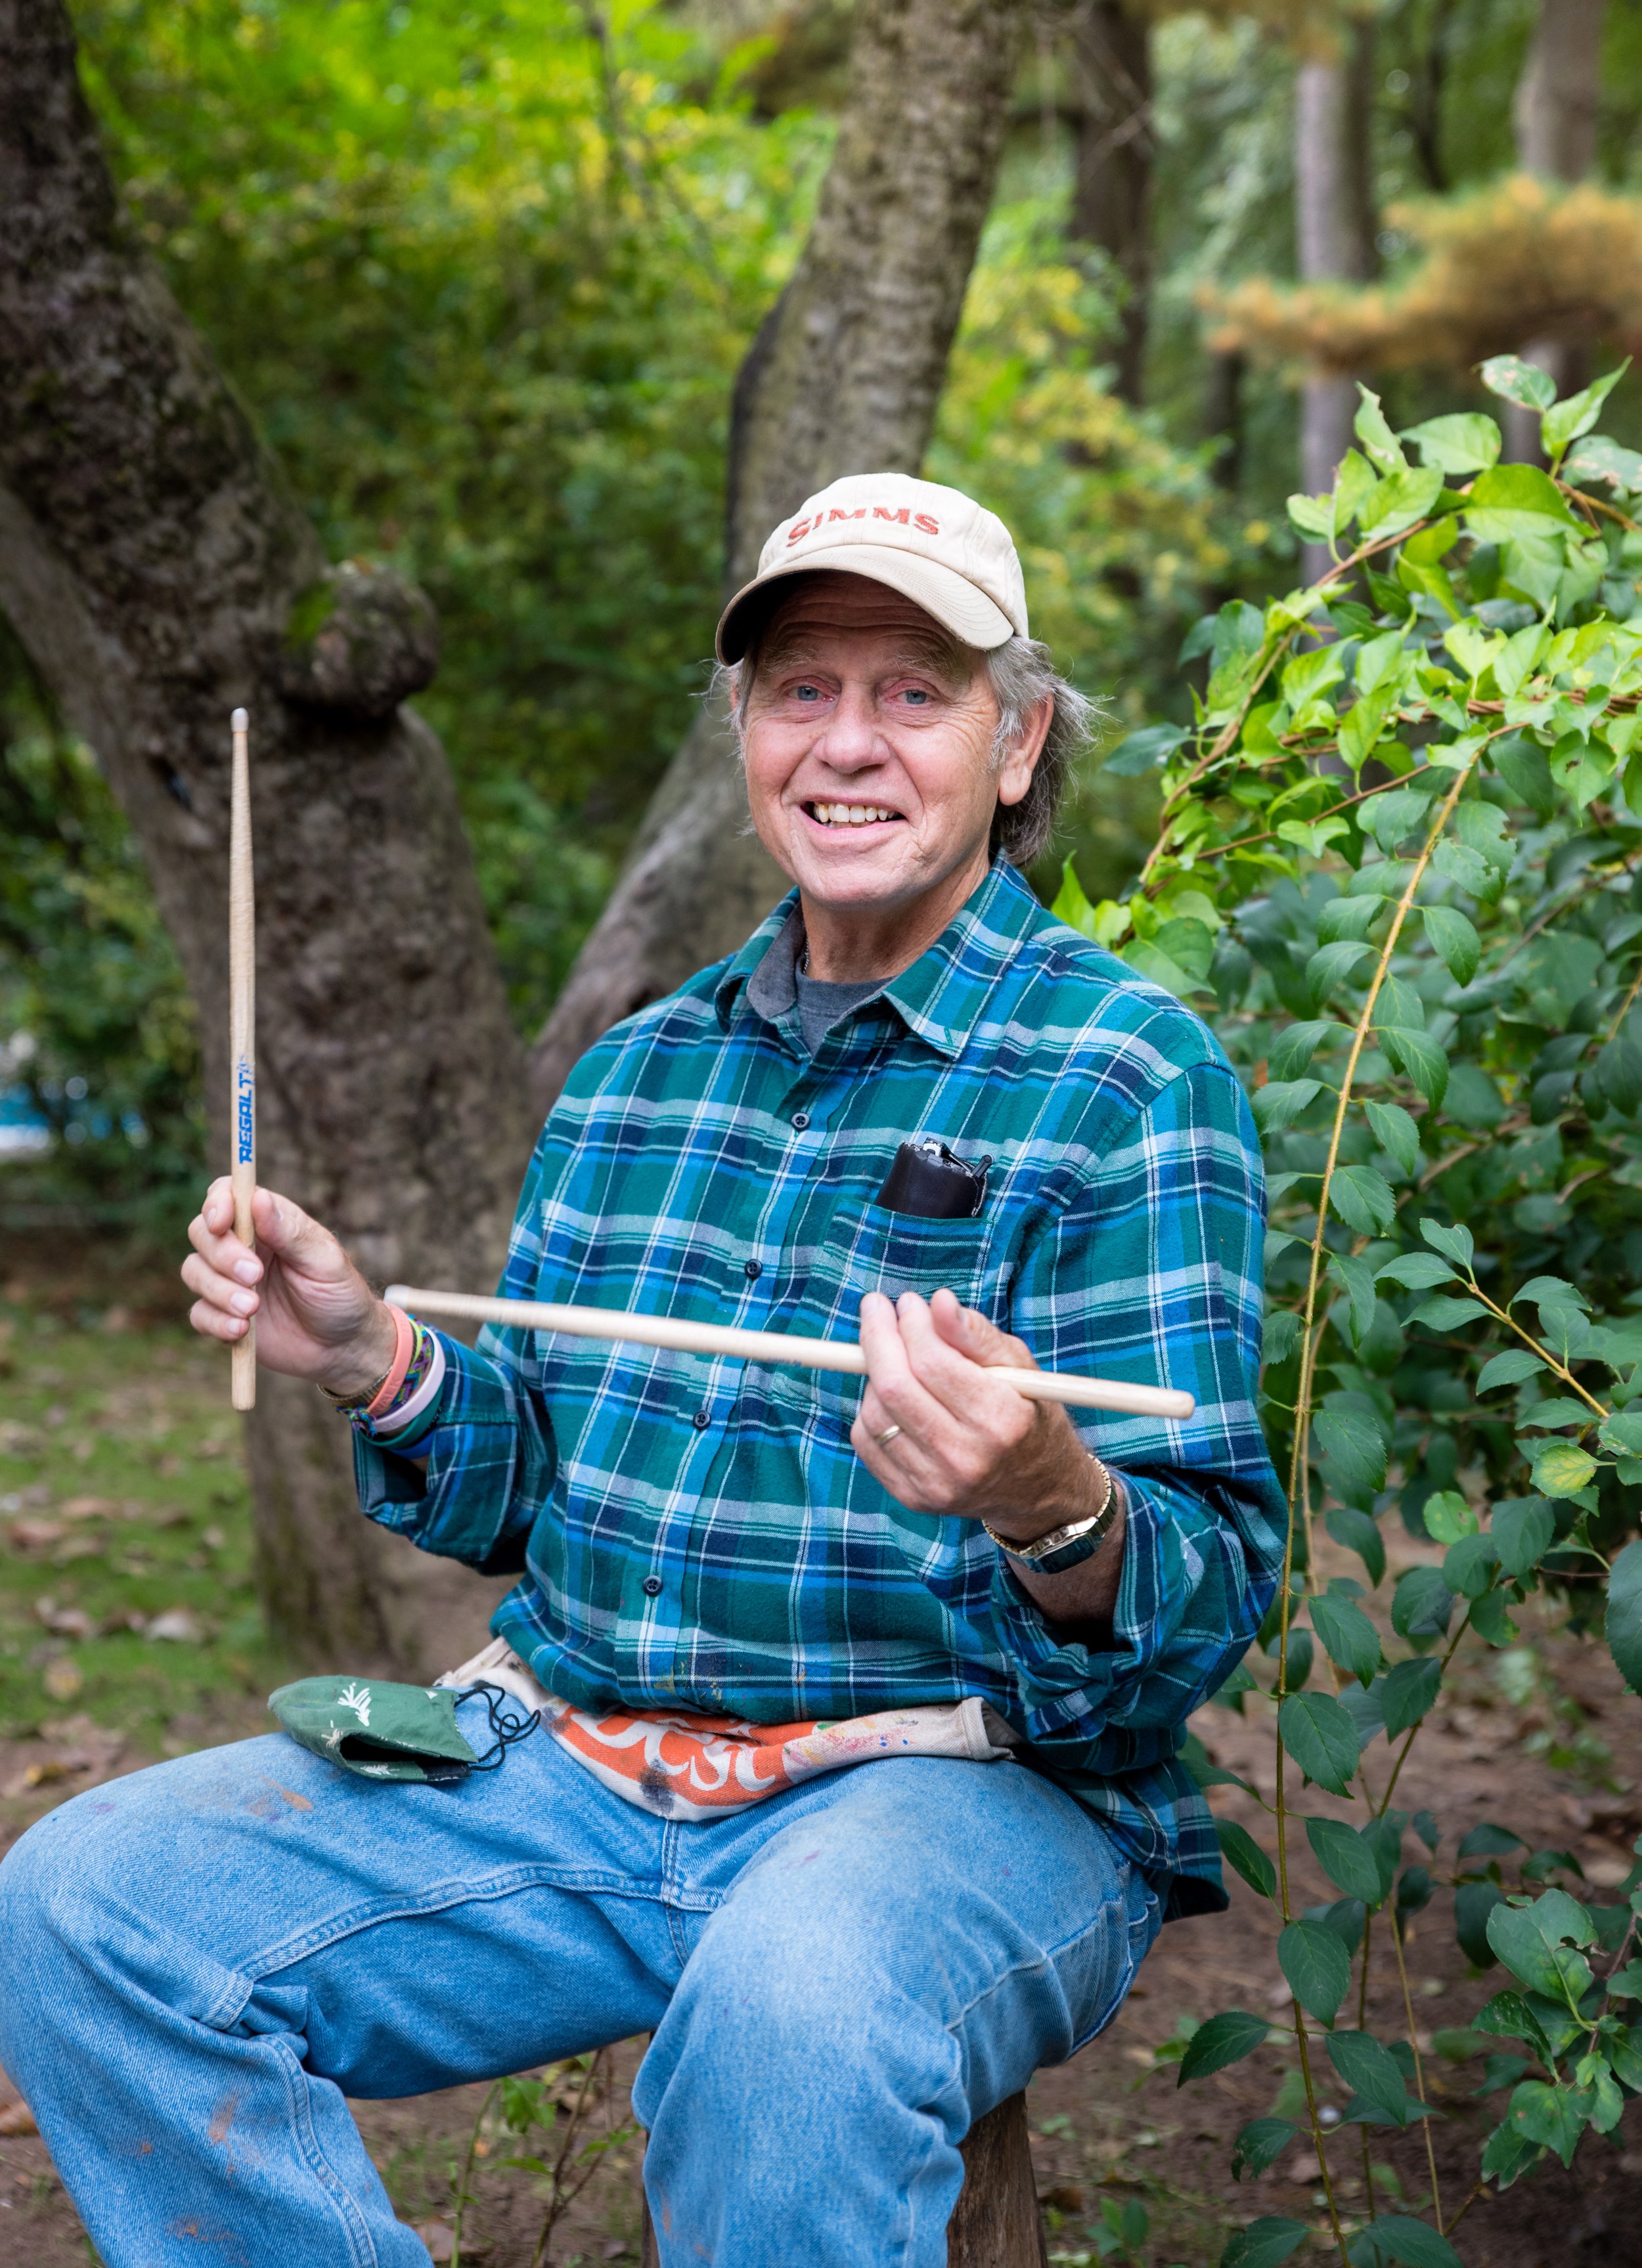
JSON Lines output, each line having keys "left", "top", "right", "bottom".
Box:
{"left": 794, "top": 684, "right": 822, "bottom": 701}
{"left": 902, "top": 688, "right": 931, "bottom": 705}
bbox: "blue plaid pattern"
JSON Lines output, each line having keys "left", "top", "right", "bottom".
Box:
{"left": 356, "top": 859, "right": 1285, "bottom": 1913}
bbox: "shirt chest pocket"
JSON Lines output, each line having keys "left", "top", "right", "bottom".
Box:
{"left": 827, "top": 1200, "right": 1000, "bottom": 1313}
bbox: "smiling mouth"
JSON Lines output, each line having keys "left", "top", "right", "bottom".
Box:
{"left": 805, "top": 801, "right": 903, "bottom": 828}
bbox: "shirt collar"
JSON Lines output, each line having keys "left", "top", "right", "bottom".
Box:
{"left": 715, "top": 857, "right": 1042, "bottom": 1059}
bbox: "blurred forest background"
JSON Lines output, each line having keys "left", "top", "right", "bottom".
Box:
{"left": 10, "top": 0, "right": 1642, "bottom": 1245}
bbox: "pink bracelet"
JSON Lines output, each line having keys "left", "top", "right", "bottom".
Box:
{"left": 363, "top": 1306, "right": 416, "bottom": 1420}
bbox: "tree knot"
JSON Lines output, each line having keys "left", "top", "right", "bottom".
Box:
{"left": 275, "top": 561, "right": 439, "bottom": 719}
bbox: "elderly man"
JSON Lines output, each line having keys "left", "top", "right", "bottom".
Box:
{"left": 0, "top": 475, "right": 1283, "bottom": 2267}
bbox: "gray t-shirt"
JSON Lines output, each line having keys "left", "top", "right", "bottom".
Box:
{"left": 795, "top": 969, "right": 885, "bottom": 1057}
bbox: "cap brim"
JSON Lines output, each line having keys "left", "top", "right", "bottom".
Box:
{"left": 715, "top": 547, "right": 1016, "bottom": 663}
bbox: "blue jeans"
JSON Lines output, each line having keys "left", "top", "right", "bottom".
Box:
{"left": 0, "top": 1697, "right": 1159, "bottom": 2267}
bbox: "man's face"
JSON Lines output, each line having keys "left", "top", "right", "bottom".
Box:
{"left": 738, "top": 575, "right": 1042, "bottom": 918}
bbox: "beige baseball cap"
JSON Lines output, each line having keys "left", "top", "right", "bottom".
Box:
{"left": 715, "top": 473, "right": 1029, "bottom": 663}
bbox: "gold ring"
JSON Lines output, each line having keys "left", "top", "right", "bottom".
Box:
{"left": 874, "top": 1424, "right": 903, "bottom": 1449}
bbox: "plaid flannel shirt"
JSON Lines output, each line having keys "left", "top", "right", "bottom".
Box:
{"left": 357, "top": 858, "right": 1285, "bottom": 1915}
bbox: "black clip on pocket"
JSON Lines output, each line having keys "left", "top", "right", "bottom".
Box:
{"left": 876, "top": 1137, "right": 992, "bottom": 1221}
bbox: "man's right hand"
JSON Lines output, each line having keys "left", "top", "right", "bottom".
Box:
{"left": 183, "top": 1180, "right": 398, "bottom": 1399}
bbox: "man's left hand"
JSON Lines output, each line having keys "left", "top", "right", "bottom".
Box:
{"left": 852, "top": 1288, "right": 1105, "bottom": 1544}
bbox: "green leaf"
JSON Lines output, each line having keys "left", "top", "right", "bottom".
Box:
{"left": 1492, "top": 1498, "right": 1555, "bottom": 1577}
{"left": 1457, "top": 1821, "right": 1525, "bottom": 1859}
{"left": 1406, "top": 1293, "right": 1488, "bottom": 1330}
{"left": 1479, "top": 355, "right": 1558, "bottom": 412}
{"left": 1310, "top": 1591, "right": 1381, "bottom": 1685}
{"left": 1419, "top": 1218, "right": 1475, "bottom": 1270}
{"left": 1464, "top": 461, "right": 1580, "bottom": 541}
{"left": 1327, "top": 1252, "right": 1379, "bottom": 1345}
{"left": 1491, "top": 733, "right": 1556, "bottom": 818}
{"left": 1480, "top": 2116, "right": 1543, "bottom": 2189}
{"left": 1177, "top": 2007, "right": 1274, "bottom": 2083}
{"left": 1422, "top": 1490, "right": 1476, "bottom": 1544}
{"left": 1606, "top": 1537, "right": 1642, "bottom": 1696}
{"left": 1326, "top": 2030, "right": 1418, "bottom": 2127}
{"left": 1279, "top": 1691, "right": 1361, "bottom": 1797}
{"left": 1530, "top": 1439, "right": 1598, "bottom": 1498}
{"left": 1306, "top": 1816, "right": 1388, "bottom": 1904}
{"left": 1103, "top": 722, "right": 1189, "bottom": 777}
{"left": 1268, "top": 1020, "right": 1337, "bottom": 1079}
{"left": 1392, "top": 1565, "right": 1455, "bottom": 1640}
{"left": 1346, "top": 2213, "right": 1462, "bottom": 2268}
{"left": 1354, "top": 385, "right": 1409, "bottom": 475}
{"left": 1327, "top": 1505, "right": 1387, "bottom": 1586}
{"left": 1401, "top": 412, "right": 1501, "bottom": 475}
{"left": 1307, "top": 938, "right": 1373, "bottom": 1003}
{"left": 1379, "top": 1025, "right": 1450, "bottom": 1108}
{"left": 1279, "top": 1916, "right": 1353, "bottom": 2024}
{"left": 1331, "top": 1163, "right": 1397, "bottom": 1237}
{"left": 1455, "top": 1882, "right": 1506, "bottom": 1969}
{"left": 1542, "top": 364, "right": 1628, "bottom": 460}
{"left": 1444, "top": 1532, "right": 1499, "bottom": 1600}
{"left": 1364, "top": 1101, "right": 1421, "bottom": 1179}
{"left": 1375, "top": 1252, "right": 1458, "bottom": 1290}
{"left": 1314, "top": 1406, "right": 1388, "bottom": 1494}
{"left": 1381, "top": 1656, "right": 1443, "bottom": 1737}
{"left": 1215, "top": 1818, "right": 1277, "bottom": 1901}
{"left": 1595, "top": 1036, "right": 1642, "bottom": 1116}
{"left": 1419, "top": 903, "right": 1480, "bottom": 986}
{"left": 1253, "top": 1078, "right": 1323, "bottom": 1135}
{"left": 1475, "top": 1990, "right": 1551, "bottom": 2053}
{"left": 1506, "top": 2079, "right": 1589, "bottom": 2169}
{"left": 1487, "top": 1888, "right": 1596, "bottom": 1999}
{"left": 1220, "top": 2218, "right": 1310, "bottom": 2268}
{"left": 1359, "top": 466, "right": 1444, "bottom": 540}
{"left": 1476, "top": 1349, "right": 1545, "bottom": 1395}
{"left": 1230, "top": 2118, "right": 1298, "bottom": 2183}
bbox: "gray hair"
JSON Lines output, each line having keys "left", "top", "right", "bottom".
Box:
{"left": 717, "top": 621, "right": 1096, "bottom": 869}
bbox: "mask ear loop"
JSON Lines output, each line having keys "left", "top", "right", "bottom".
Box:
{"left": 451, "top": 1680, "right": 542, "bottom": 1771}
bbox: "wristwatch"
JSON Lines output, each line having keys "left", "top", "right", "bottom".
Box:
{"left": 983, "top": 1458, "right": 1120, "bottom": 1577}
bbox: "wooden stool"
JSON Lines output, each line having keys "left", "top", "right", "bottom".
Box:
{"left": 638, "top": 2088, "right": 1045, "bottom": 2266}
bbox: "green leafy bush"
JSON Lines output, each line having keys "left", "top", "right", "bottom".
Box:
{"left": 1057, "top": 358, "right": 1642, "bottom": 2256}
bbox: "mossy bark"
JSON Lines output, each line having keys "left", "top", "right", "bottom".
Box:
{"left": 0, "top": 0, "right": 532, "bottom": 1672}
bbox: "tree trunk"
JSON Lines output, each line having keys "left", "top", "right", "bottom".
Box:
{"left": 0, "top": 0, "right": 533, "bottom": 1674}
{"left": 526, "top": 0, "right": 1024, "bottom": 1117}
{"left": 1293, "top": 18, "right": 1377, "bottom": 578}
{"left": 1504, "top": 0, "right": 1609, "bottom": 461}
{"left": 1069, "top": 1, "right": 1153, "bottom": 406}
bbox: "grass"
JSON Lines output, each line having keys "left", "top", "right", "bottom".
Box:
{"left": 0, "top": 1288, "right": 288, "bottom": 1756}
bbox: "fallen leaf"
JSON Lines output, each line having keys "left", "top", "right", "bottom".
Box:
{"left": 411, "top": 2225, "right": 456, "bottom": 2263}
{"left": 1, "top": 1759, "right": 72, "bottom": 1798}
{"left": 58, "top": 1496, "right": 118, "bottom": 1521}
{"left": 41, "top": 1659, "right": 83, "bottom": 1702}
{"left": 145, "top": 1607, "right": 202, "bottom": 1644}
{"left": 1039, "top": 2183, "right": 1085, "bottom": 2212}
{"left": 0, "top": 2100, "right": 38, "bottom": 2137}
{"left": 7, "top": 1520, "right": 66, "bottom": 1552}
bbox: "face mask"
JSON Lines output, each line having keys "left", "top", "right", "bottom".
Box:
{"left": 268, "top": 1676, "right": 539, "bottom": 1784}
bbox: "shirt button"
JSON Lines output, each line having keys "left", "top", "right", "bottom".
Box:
{"left": 744, "top": 1259, "right": 763, "bottom": 1280}
{"left": 791, "top": 1110, "right": 810, "bottom": 1130}
{"left": 642, "top": 1575, "right": 663, "bottom": 1598}
{"left": 692, "top": 1409, "right": 711, "bottom": 1429}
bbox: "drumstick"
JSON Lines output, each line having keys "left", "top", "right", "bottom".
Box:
{"left": 382, "top": 1286, "right": 1196, "bottom": 1420}
{"left": 229, "top": 706, "right": 256, "bottom": 1412}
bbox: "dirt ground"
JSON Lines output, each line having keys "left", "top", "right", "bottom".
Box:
{"left": 2, "top": 1240, "right": 1640, "bottom": 2264}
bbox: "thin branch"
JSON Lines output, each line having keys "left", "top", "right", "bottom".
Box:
{"left": 1388, "top": 1900, "right": 1444, "bottom": 2233}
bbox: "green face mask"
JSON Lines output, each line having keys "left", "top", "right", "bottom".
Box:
{"left": 267, "top": 1676, "right": 539, "bottom": 1785}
